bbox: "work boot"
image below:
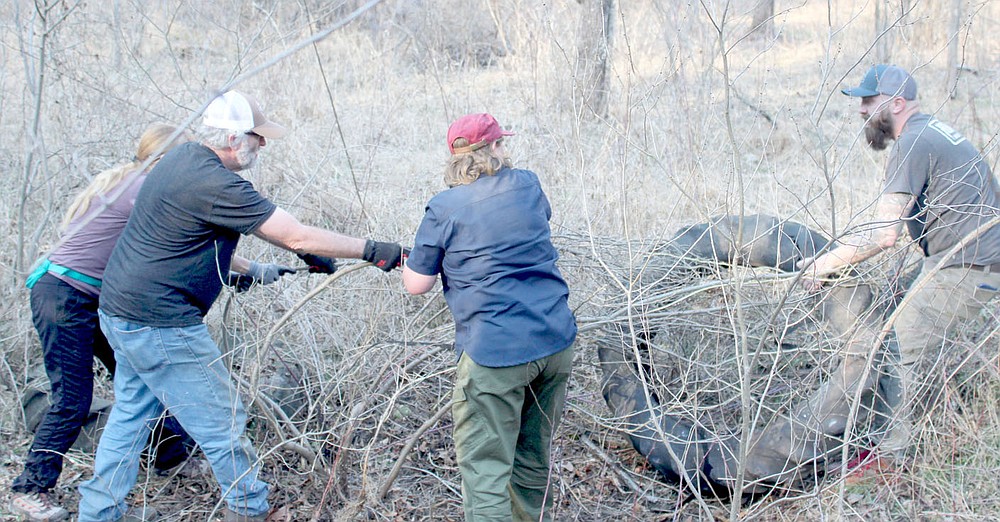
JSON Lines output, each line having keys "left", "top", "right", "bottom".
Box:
{"left": 222, "top": 507, "right": 273, "bottom": 521}
{"left": 116, "top": 505, "right": 160, "bottom": 522}
{"left": 156, "top": 456, "right": 213, "bottom": 479}
{"left": 9, "top": 491, "right": 69, "bottom": 521}
{"left": 880, "top": 416, "right": 913, "bottom": 461}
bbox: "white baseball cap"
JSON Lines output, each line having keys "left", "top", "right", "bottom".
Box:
{"left": 203, "top": 91, "right": 288, "bottom": 139}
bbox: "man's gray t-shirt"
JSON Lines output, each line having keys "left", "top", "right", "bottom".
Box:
{"left": 882, "top": 112, "right": 1000, "bottom": 267}
{"left": 100, "top": 142, "right": 276, "bottom": 327}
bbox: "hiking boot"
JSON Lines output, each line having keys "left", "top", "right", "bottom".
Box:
{"left": 116, "top": 505, "right": 160, "bottom": 522}
{"left": 222, "top": 507, "right": 271, "bottom": 522}
{"left": 9, "top": 491, "right": 69, "bottom": 521}
{"left": 156, "top": 456, "right": 213, "bottom": 479}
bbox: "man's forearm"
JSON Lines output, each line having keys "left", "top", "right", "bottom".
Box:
{"left": 288, "top": 226, "right": 367, "bottom": 259}
{"left": 812, "top": 238, "right": 885, "bottom": 276}
{"left": 254, "top": 207, "right": 367, "bottom": 259}
{"left": 810, "top": 192, "right": 914, "bottom": 276}
{"left": 230, "top": 255, "right": 252, "bottom": 274}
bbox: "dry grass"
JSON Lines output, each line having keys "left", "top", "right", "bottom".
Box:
{"left": 1, "top": 1, "right": 1000, "bottom": 520}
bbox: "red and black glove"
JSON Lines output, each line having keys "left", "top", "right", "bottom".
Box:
{"left": 296, "top": 253, "right": 338, "bottom": 274}
{"left": 362, "top": 240, "right": 405, "bottom": 272}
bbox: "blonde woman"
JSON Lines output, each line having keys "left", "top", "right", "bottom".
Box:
{"left": 11, "top": 124, "right": 196, "bottom": 522}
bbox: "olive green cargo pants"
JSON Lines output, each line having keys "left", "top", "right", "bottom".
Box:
{"left": 452, "top": 346, "right": 574, "bottom": 522}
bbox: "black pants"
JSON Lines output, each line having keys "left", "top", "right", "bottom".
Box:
{"left": 12, "top": 274, "right": 193, "bottom": 494}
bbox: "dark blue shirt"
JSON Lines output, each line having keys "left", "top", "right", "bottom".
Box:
{"left": 407, "top": 167, "right": 577, "bottom": 367}
{"left": 100, "top": 142, "right": 276, "bottom": 327}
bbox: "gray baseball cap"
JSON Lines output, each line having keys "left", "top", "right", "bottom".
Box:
{"left": 842, "top": 64, "right": 917, "bottom": 100}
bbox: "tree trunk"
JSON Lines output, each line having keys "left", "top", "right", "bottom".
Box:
{"left": 946, "top": 0, "right": 962, "bottom": 98}
{"left": 577, "top": 0, "right": 615, "bottom": 119}
{"left": 874, "top": 0, "right": 891, "bottom": 63}
{"left": 750, "top": 0, "right": 775, "bottom": 38}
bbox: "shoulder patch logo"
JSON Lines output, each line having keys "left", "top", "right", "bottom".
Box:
{"left": 928, "top": 119, "right": 966, "bottom": 146}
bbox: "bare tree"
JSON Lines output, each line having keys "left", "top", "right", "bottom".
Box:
{"left": 946, "top": 0, "right": 962, "bottom": 98}
{"left": 874, "top": 0, "right": 915, "bottom": 63}
{"left": 15, "top": 1, "right": 80, "bottom": 279}
{"left": 576, "top": 0, "right": 615, "bottom": 119}
{"left": 874, "top": 0, "right": 891, "bottom": 62}
{"left": 750, "top": 0, "right": 775, "bottom": 38}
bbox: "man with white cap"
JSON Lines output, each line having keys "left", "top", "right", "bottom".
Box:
{"left": 76, "top": 91, "right": 405, "bottom": 521}
{"left": 802, "top": 65, "right": 1000, "bottom": 463}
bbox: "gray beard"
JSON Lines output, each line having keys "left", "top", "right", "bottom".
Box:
{"left": 235, "top": 146, "right": 258, "bottom": 170}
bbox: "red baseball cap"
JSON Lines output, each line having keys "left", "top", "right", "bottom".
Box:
{"left": 447, "top": 113, "right": 514, "bottom": 154}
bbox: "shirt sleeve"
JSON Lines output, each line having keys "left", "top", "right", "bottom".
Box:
{"left": 406, "top": 205, "right": 446, "bottom": 276}
{"left": 528, "top": 171, "right": 553, "bottom": 221}
{"left": 883, "top": 133, "right": 930, "bottom": 196}
{"left": 208, "top": 174, "right": 277, "bottom": 235}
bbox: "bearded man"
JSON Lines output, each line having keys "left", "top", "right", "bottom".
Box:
{"left": 801, "top": 64, "right": 1000, "bottom": 462}
{"left": 77, "top": 91, "right": 404, "bottom": 521}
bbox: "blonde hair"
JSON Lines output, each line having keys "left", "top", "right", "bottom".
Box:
{"left": 443, "top": 138, "right": 512, "bottom": 187}
{"left": 61, "top": 124, "right": 192, "bottom": 229}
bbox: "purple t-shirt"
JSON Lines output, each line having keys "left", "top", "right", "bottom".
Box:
{"left": 47, "top": 170, "right": 146, "bottom": 297}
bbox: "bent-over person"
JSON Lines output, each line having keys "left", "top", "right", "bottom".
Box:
{"left": 11, "top": 125, "right": 196, "bottom": 522}
{"left": 803, "top": 65, "right": 1000, "bottom": 463}
{"left": 76, "top": 91, "right": 404, "bottom": 522}
{"left": 403, "top": 113, "right": 577, "bottom": 521}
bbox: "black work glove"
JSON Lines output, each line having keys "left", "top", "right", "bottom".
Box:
{"left": 362, "top": 240, "right": 405, "bottom": 272}
{"left": 225, "top": 272, "right": 255, "bottom": 293}
{"left": 296, "top": 253, "right": 338, "bottom": 274}
{"left": 246, "top": 261, "right": 295, "bottom": 285}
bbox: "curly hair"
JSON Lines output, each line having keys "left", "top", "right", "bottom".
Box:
{"left": 443, "top": 138, "right": 513, "bottom": 187}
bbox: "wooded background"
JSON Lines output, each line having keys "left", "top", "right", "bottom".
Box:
{"left": 1, "top": 1, "right": 999, "bottom": 520}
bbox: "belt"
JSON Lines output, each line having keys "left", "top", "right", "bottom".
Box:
{"left": 967, "top": 263, "right": 1000, "bottom": 274}
{"left": 25, "top": 258, "right": 103, "bottom": 289}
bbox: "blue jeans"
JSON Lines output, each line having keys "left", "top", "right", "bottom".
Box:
{"left": 14, "top": 274, "right": 191, "bottom": 494}
{"left": 77, "top": 311, "right": 269, "bottom": 521}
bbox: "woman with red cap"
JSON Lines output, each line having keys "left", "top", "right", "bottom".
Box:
{"left": 404, "top": 113, "right": 577, "bottom": 521}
